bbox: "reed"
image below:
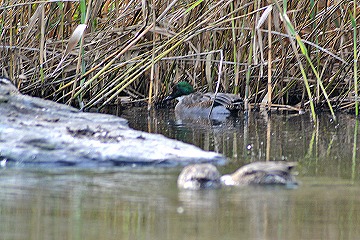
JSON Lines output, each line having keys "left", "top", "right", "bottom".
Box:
{"left": 352, "top": 119, "right": 358, "bottom": 180}
{"left": 351, "top": 1, "right": 358, "bottom": 117}
{"left": 0, "top": 0, "right": 359, "bottom": 116}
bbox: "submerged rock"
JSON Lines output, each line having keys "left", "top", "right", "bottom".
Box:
{"left": 0, "top": 77, "right": 225, "bottom": 167}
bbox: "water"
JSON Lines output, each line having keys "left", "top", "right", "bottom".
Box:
{"left": 0, "top": 108, "right": 359, "bottom": 240}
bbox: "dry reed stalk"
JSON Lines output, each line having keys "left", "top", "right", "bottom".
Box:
{"left": 0, "top": 0, "right": 358, "bottom": 116}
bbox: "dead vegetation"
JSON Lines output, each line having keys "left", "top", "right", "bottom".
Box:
{"left": 1, "top": 0, "right": 359, "bottom": 119}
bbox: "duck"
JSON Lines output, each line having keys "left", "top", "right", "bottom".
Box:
{"left": 177, "top": 161, "right": 297, "bottom": 190}
{"left": 163, "top": 81, "right": 243, "bottom": 117}
{"left": 177, "top": 163, "right": 221, "bottom": 190}
{"left": 220, "top": 161, "right": 297, "bottom": 186}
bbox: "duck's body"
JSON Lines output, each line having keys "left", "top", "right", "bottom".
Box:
{"left": 164, "top": 82, "right": 243, "bottom": 117}
{"left": 177, "top": 163, "right": 221, "bottom": 190}
{"left": 177, "top": 161, "right": 297, "bottom": 190}
{"left": 220, "top": 161, "right": 297, "bottom": 186}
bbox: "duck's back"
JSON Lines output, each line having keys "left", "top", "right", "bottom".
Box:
{"left": 175, "top": 92, "right": 242, "bottom": 116}
{"left": 229, "top": 161, "right": 297, "bottom": 185}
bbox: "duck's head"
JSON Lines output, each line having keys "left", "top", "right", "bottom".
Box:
{"left": 177, "top": 163, "right": 221, "bottom": 190}
{"left": 163, "top": 81, "right": 194, "bottom": 101}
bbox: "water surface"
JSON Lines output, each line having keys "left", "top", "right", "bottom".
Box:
{"left": 0, "top": 108, "right": 359, "bottom": 240}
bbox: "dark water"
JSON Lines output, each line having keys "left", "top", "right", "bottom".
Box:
{"left": 1, "top": 108, "right": 360, "bottom": 240}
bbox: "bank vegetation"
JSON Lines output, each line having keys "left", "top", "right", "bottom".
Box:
{"left": 1, "top": 0, "right": 359, "bottom": 119}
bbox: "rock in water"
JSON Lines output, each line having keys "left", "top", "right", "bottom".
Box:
{"left": 0, "top": 77, "right": 226, "bottom": 167}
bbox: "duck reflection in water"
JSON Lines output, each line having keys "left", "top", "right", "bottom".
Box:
{"left": 177, "top": 161, "right": 297, "bottom": 190}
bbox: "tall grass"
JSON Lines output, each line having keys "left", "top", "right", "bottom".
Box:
{"left": 0, "top": 0, "right": 359, "bottom": 117}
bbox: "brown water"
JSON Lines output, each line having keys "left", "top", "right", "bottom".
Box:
{"left": 0, "top": 108, "right": 360, "bottom": 240}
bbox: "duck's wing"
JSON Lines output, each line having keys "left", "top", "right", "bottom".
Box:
{"left": 180, "top": 92, "right": 243, "bottom": 111}
{"left": 232, "top": 161, "right": 297, "bottom": 185}
{"left": 239, "top": 162, "right": 296, "bottom": 175}
{"left": 207, "top": 93, "right": 243, "bottom": 110}
{"left": 180, "top": 92, "right": 213, "bottom": 108}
